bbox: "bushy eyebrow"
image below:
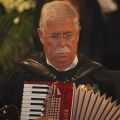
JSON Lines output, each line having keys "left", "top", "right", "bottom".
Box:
{"left": 50, "top": 33, "right": 60, "bottom": 35}
{"left": 64, "top": 31, "right": 73, "bottom": 34}
{"left": 51, "top": 31, "right": 73, "bottom": 35}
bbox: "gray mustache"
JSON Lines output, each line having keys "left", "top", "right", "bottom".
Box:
{"left": 55, "top": 47, "right": 71, "bottom": 54}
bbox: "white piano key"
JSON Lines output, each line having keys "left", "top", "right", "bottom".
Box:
{"left": 21, "top": 111, "right": 43, "bottom": 115}
{"left": 23, "top": 88, "right": 48, "bottom": 92}
{"left": 23, "top": 91, "right": 48, "bottom": 96}
{"left": 22, "top": 95, "right": 47, "bottom": 100}
{"left": 20, "top": 115, "right": 39, "bottom": 120}
{"left": 21, "top": 107, "right": 44, "bottom": 112}
{"left": 24, "top": 84, "right": 49, "bottom": 88}
{"left": 21, "top": 103, "right": 44, "bottom": 108}
{"left": 22, "top": 99, "right": 44, "bottom": 103}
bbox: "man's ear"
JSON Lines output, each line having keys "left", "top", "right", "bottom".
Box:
{"left": 37, "top": 28, "right": 44, "bottom": 44}
{"left": 77, "top": 27, "right": 81, "bottom": 42}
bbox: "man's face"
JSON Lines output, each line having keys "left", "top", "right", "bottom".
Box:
{"left": 38, "top": 18, "right": 80, "bottom": 70}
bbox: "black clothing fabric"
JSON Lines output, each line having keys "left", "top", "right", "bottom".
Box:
{"left": 0, "top": 53, "right": 118, "bottom": 111}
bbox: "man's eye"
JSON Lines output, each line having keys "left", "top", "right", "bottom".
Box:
{"left": 50, "top": 35, "right": 58, "bottom": 39}
{"left": 65, "top": 34, "right": 73, "bottom": 38}
{"left": 67, "top": 34, "right": 73, "bottom": 37}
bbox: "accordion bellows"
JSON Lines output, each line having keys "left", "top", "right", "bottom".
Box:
{"left": 20, "top": 81, "right": 120, "bottom": 120}
{"left": 71, "top": 86, "right": 120, "bottom": 120}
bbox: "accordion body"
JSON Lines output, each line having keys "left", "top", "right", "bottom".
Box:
{"left": 20, "top": 81, "right": 120, "bottom": 120}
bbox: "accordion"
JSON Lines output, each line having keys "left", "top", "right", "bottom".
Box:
{"left": 20, "top": 81, "right": 120, "bottom": 120}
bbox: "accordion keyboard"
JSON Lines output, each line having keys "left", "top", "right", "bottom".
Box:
{"left": 20, "top": 83, "right": 49, "bottom": 120}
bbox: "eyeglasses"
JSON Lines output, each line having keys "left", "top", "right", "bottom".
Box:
{"left": 45, "top": 32, "right": 77, "bottom": 41}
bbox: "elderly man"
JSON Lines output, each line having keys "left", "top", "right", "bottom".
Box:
{"left": 0, "top": 1, "right": 119, "bottom": 120}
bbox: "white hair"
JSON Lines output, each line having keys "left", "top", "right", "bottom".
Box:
{"left": 39, "top": 0, "right": 80, "bottom": 31}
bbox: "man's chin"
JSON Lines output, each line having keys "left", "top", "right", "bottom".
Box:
{"left": 55, "top": 56, "right": 71, "bottom": 63}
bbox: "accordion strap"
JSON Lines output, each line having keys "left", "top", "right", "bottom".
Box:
{"left": 19, "top": 58, "right": 105, "bottom": 81}
{"left": 19, "top": 59, "right": 57, "bottom": 80}
{"left": 71, "top": 61, "right": 105, "bottom": 81}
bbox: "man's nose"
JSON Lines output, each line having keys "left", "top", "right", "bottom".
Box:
{"left": 57, "top": 36, "right": 67, "bottom": 46}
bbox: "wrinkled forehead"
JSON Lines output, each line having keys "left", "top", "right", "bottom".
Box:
{"left": 47, "top": 17, "right": 74, "bottom": 24}
{"left": 45, "top": 18, "right": 76, "bottom": 32}
{"left": 46, "top": 14, "right": 75, "bottom": 23}
{"left": 46, "top": 17, "right": 76, "bottom": 27}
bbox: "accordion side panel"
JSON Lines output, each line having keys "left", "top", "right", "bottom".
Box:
{"left": 45, "top": 82, "right": 73, "bottom": 120}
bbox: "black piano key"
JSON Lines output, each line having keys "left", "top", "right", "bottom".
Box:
{"left": 32, "top": 91, "right": 48, "bottom": 94}
{"left": 30, "top": 109, "right": 42, "bottom": 112}
{"left": 31, "top": 98, "right": 45, "bottom": 100}
{"left": 29, "top": 114, "right": 41, "bottom": 117}
{"left": 32, "top": 86, "right": 48, "bottom": 89}
{"left": 30, "top": 103, "right": 44, "bottom": 106}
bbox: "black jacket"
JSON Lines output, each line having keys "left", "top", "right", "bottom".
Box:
{"left": 0, "top": 53, "right": 118, "bottom": 111}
